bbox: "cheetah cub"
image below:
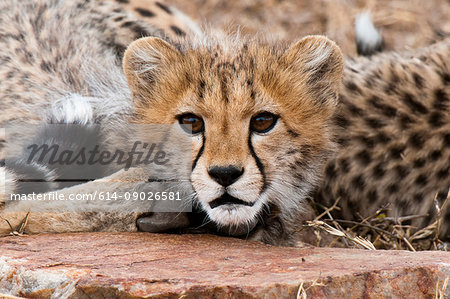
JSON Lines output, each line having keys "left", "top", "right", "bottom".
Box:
{"left": 1, "top": 0, "right": 449, "bottom": 246}
{"left": 0, "top": 0, "right": 343, "bottom": 246}
{"left": 124, "top": 35, "right": 450, "bottom": 244}
{"left": 122, "top": 35, "right": 344, "bottom": 244}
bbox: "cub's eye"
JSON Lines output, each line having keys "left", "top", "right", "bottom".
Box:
{"left": 250, "top": 112, "right": 278, "bottom": 133}
{"left": 178, "top": 113, "right": 204, "bottom": 134}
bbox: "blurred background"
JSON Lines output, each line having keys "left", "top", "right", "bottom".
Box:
{"left": 168, "top": 0, "right": 450, "bottom": 56}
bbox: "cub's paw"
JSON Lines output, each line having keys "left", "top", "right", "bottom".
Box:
{"left": 137, "top": 212, "right": 190, "bottom": 233}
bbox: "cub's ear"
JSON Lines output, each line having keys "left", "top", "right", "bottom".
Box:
{"left": 282, "top": 35, "right": 344, "bottom": 105}
{"left": 123, "top": 37, "right": 181, "bottom": 96}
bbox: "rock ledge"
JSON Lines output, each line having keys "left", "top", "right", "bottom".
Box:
{"left": 0, "top": 233, "right": 449, "bottom": 298}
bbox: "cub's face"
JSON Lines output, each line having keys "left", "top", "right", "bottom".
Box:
{"left": 124, "top": 35, "right": 343, "bottom": 233}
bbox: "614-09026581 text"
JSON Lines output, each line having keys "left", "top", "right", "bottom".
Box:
{"left": 8, "top": 191, "right": 182, "bottom": 201}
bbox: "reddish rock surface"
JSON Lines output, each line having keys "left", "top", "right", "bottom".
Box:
{"left": 0, "top": 233, "right": 449, "bottom": 298}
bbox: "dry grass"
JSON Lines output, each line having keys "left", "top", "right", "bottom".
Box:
{"left": 436, "top": 277, "right": 449, "bottom": 299}
{"left": 307, "top": 189, "right": 449, "bottom": 251}
{"left": 296, "top": 277, "right": 325, "bottom": 299}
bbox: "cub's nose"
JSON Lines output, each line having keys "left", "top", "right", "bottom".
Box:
{"left": 208, "top": 166, "right": 244, "bottom": 187}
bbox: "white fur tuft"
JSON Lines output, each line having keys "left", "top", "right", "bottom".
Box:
{"left": 1, "top": 167, "right": 17, "bottom": 202}
{"left": 0, "top": 167, "right": 6, "bottom": 202}
{"left": 48, "top": 94, "right": 94, "bottom": 125}
{"left": 355, "top": 12, "right": 383, "bottom": 55}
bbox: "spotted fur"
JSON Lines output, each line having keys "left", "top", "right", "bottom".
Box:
{"left": 0, "top": 0, "right": 200, "bottom": 235}
{"left": 123, "top": 35, "right": 344, "bottom": 245}
{"left": 0, "top": 0, "right": 200, "bottom": 128}
{"left": 124, "top": 35, "right": 450, "bottom": 243}
{"left": 0, "top": 0, "right": 449, "bottom": 246}
{"left": 100, "top": 0, "right": 202, "bottom": 39}
{"left": 317, "top": 39, "right": 450, "bottom": 240}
